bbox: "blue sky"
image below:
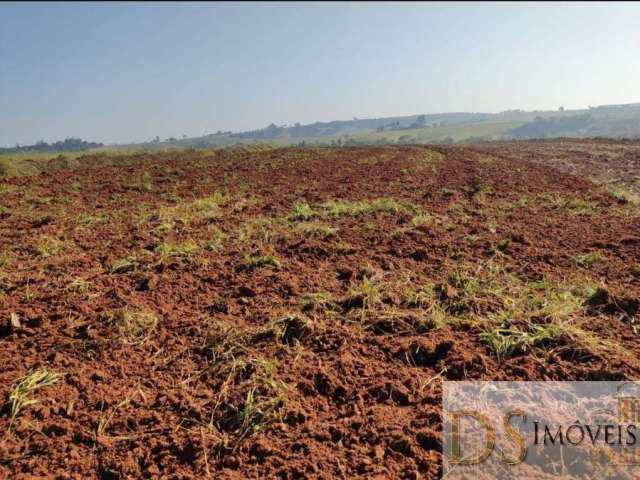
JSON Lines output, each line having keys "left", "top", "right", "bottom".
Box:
{"left": 1, "top": 2, "right": 639, "bottom": 146}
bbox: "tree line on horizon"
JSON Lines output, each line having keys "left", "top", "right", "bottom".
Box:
{"left": 0, "top": 137, "right": 104, "bottom": 154}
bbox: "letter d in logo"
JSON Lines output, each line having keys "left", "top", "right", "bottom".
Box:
{"left": 450, "top": 410, "right": 495, "bottom": 465}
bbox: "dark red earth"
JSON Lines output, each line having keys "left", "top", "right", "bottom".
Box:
{"left": 1, "top": 141, "right": 639, "bottom": 479}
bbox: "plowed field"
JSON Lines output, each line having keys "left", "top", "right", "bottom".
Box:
{"left": 1, "top": 141, "right": 639, "bottom": 479}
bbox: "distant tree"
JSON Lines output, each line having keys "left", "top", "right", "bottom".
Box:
{"left": 559, "top": 106, "right": 565, "bottom": 112}
{"left": 414, "top": 114, "right": 427, "bottom": 128}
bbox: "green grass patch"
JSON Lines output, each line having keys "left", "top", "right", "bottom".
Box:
{"left": 156, "top": 192, "right": 227, "bottom": 229}
{"left": 221, "top": 357, "right": 287, "bottom": 443}
{"left": 107, "top": 258, "right": 138, "bottom": 273}
{"left": 574, "top": 252, "right": 602, "bottom": 269}
{"left": 237, "top": 217, "right": 287, "bottom": 244}
{"left": 610, "top": 187, "right": 640, "bottom": 205}
{"left": 244, "top": 253, "right": 282, "bottom": 269}
{"left": 299, "top": 292, "right": 338, "bottom": 313}
{"left": 7, "top": 368, "right": 62, "bottom": 419}
{"left": 155, "top": 240, "right": 200, "bottom": 258}
{"left": 288, "top": 201, "right": 315, "bottom": 221}
{"left": 111, "top": 308, "right": 159, "bottom": 344}
{"left": 342, "top": 272, "right": 384, "bottom": 318}
{"left": 77, "top": 212, "right": 109, "bottom": 226}
{"left": 204, "top": 226, "right": 226, "bottom": 251}
{"left": 34, "top": 235, "right": 66, "bottom": 258}
{"left": 410, "top": 213, "right": 438, "bottom": 228}
{"left": 436, "top": 260, "right": 613, "bottom": 358}
{"left": 0, "top": 158, "right": 16, "bottom": 177}
{"left": 294, "top": 221, "right": 337, "bottom": 239}
{"left": 320, "top": 197, "right": 408, "bottom": 218}
{"left": 128, "top": 171, "right": 154, "bottom": 192}
{"left": 0, "top": 183, "right": 16, "bottom": 195}
{"left": 68, "top": 277, "right": 92, "bottom": 294}
{"left": 540, "top": 193, "right": 599, "bottom": 215}
{"left": 198, "top": 325, "right": 288, "bottom": 447}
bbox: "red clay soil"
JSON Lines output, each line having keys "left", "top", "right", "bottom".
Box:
{"left": 1, "top": 142, "right": 639, "bottom": 479}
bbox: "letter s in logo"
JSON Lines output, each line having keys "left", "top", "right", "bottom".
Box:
{"left": 500, "top": 410, "right": 528, "bottom": 465}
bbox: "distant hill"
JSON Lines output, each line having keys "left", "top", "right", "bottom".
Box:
{"left": 227, "top": 112, "right": 492, "bottom": 140}
{"left": 6, "top": 103, "right": 640, "bottom": 155}
{"left": 505, "top": 103, "right": 640, "bottom": 139}
{"left": 127, "top": 102, "right": 638, "bottom": 150}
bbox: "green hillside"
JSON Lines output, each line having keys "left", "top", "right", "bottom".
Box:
{"left": 3, "top": 103, "right": 640, "bottom": 168}
{"left": 142, "top": 102, "right": 640, "bottom": 149}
